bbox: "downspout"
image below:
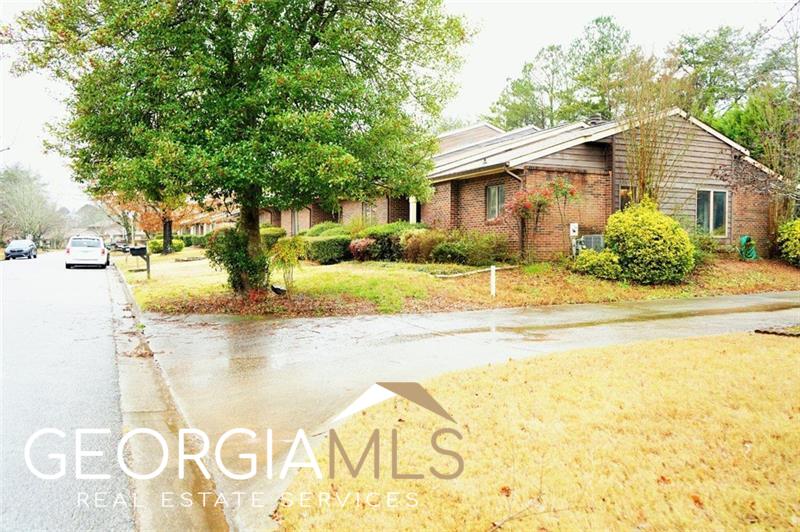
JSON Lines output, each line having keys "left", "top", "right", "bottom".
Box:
{"left": 504, "top": 168, "right": 526, "bottom": 261}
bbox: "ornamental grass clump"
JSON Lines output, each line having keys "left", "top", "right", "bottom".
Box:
{"left": 604, "top": 199, "right": 695, "bottom": 284}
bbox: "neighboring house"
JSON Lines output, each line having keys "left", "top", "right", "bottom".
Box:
{"left": 423, "top": 109, "right": 776, "bottom": 258}
{"left": 177, "top": 201, "right": 237, "bottom": 237}
{"left": 173, "top": 112, "right": 775, "bottom": 256}
{"left": 272, "top": 123, "right": 508, "bottom": 235}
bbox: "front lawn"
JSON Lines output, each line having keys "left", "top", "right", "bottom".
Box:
{"left": 117, "top": 247, "right": 800, "bottom": 316}
{"left": 277, "top": 333, "right": 800, "bottom": 530}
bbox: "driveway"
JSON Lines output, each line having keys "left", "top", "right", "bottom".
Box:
{"left": 1, "top": 252, "right": 134, "bottom": 531}
{"left": 141, "top": 290, "right": 800, "bottom": 530}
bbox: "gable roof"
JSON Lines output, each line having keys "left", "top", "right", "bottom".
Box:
{"left": 436, "top": 122, "right": 507, "bottom": 153}
{"left": 430, "top": 109, "right": 768, "bottom": 182}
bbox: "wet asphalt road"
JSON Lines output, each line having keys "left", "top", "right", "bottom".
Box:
{"left": 1, "top": 252, "right": 133, "bottom": 531}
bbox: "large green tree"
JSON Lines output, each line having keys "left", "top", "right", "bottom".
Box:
{"left": 669, "top": 26, "right": 775, "bottom": 117}
{"left": 8, "top": 0, "right": 466, "bottom": 290}
{"left": 486, "top": 45, "right": 573, "bottom": 129}
{"left": 564, "top": 16, "right": 631, "bottom": 120}
{"left": 488, "top": 16, "right": 629, "bottom": 128}
{"left": 0, "top": 166, "right": 66, "bottom": 245}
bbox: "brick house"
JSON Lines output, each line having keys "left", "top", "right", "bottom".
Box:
{"left": 273, "top": 122, "right": 509, "bottom": 235}
{"left": 421, "top": 109, "right": 777, "bottom": 258}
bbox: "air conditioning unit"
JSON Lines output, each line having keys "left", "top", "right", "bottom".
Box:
{"left": 579, "top": 234, "right": 604, "bottom": 252}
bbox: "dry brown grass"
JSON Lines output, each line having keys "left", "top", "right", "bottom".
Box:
{"left": 277, "top": 333, "right": 800, "bottom": 530}
{"left": 119, "top": 248, "right": 800, "bottom": 317}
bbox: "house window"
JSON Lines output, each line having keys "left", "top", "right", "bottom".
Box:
{"left": 696, "top": 190, "right": 727, "bottom": 237}
{"left": 619, "top": 185, "right": 635, "bottom": 211}
{"left": 485, "top": 184, "right": 505, "bottom": 220}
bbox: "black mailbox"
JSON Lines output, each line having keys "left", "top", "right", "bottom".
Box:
{"left": 130, "top": 246, "right": 148, "bottom": 257}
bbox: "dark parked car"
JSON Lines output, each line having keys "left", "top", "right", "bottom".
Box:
{"left": 4, "top": 239, "right": 37, "bottom": 260}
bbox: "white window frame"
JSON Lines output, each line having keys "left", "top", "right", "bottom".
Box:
{"left": 486, "top": 184, "right": 504, "bottom": 220}
{"left": 696, "top": 189, "right": 728, "bottom": 238}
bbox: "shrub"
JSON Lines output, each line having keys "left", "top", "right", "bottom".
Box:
{"left": 306, "top": 235, "right": 352, "bottom": 264}
{"left": 357, "top": 221, "right": 425, "bottom": 261}
{"left": 306, "top": 221, "right": 343, "bottom": 237}
{"left": 460, "top": 231, "right": 510, "bottom": 266}
{"left": 689, "top": 230, "right": 717, "bottom": 267}
{"left": 349, "top": 238, "right": 378, "bottom": 261}
{"left": 343, "top": 216, "right": 373, "bottom": 237}
{"left": 604, "top": 201, "right": 695, "bottom": 284}
{"left": 147, "top": 238, "right": 163, "bottom": 254}
{"left": 431, "top": 240, "right": 469, "bottom": 264}
{"left": 573, "top": 249, "right": 622, "bottom": 280}
{"left": 171, "top": 238, "right": 185, "bottom": 252}
{"left": 260, "top": 226, "right": 287, "bottom": 251}
{"left": 270, "top": 236, "right": 307, "bottom": 295}
{"left": 319, "top": 226, "right": 350, "bottom": 237}
{"left": 180, "top": 235, "right": 194, "bottom": 247}
{"left": 400, "top": 229, "right": 446, "bottom": 263}
{"left": 777, "top": 218, "right": 800, "bottom": 266}
{"left": 193, "top": 234, "right": 208, "bottom": 248}
{"left": 206, "top": 228, "right": 268, "bottom": 291}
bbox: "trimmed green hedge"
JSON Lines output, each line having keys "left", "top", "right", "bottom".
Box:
{"left": 306, "top": 221, "right": 343, "bottom": 237}
{"left": 605, "top": 201, "right": 695, "bottom": 284}
{"left": 193, "top": 234, "right": 208, "bottom": 248}
{"left": 305, "top": 235, "right": 352, "bottom": 264}
{"left": 260, "top": 226, "right": 287, "bottom": 251}
{"left": 171, "top": 238, "right": 185, "bottom": 252}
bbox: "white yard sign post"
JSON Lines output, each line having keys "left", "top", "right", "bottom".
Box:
{"left": 490, "top": 265, "right": 496, "bottom": 298}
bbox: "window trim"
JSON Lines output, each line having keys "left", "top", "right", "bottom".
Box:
{"left": 696, "top": 188, "right": 728, "bottom": 238}
{"left": 485, "top": 184, "right": 505, "bottom": 221}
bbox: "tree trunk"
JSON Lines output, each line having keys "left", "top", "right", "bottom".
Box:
{"left": 162, "top": 218, "right": 173, "bottom": 254}
{"left": 238, "top": 185, "right": 264, "bottom": 292}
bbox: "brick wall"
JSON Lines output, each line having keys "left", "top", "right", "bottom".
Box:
{"left": 522, "top": 167, "right": 613, "bottom": 259}
{"left": 387, "top": 197, "right": 410, "bottom": 223}
{"left": 420, "top": 169, "right": 613, "bottom": 259}
{"left": 731, "top": 188, "right": 771, "bottom": 256}
{"left": 421, "top": 182, "right": 457, "bottom": 229}
{"left": 309, "top": 204, "right": 335, "bottom": 226}
{"left": 453, "top": 173, "right": 524, "bottom": 250}
{"left": 340, "top": 200, "right": 363, "bottom": 224}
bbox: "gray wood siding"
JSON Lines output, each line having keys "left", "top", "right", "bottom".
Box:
{"left": 611, "top": 115, "right": 734, "bottom": 240}
{"left": 531, "top": 142, "right": 610, "bottom": 172}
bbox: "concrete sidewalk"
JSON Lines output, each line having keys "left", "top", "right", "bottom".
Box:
{"left": 142, "top": 291, "right": 799, "bottom": 530}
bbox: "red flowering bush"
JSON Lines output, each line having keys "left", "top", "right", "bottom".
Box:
{"left": 504, "top": 188, "right": 552, "bottom": 225}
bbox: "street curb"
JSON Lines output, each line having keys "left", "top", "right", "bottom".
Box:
{"left": 109, "top": 265, "right": 234, "bottom": 531}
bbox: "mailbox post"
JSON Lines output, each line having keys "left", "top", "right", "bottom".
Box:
{"left": 129, "top": 246, "right": 150, "bottom": 279}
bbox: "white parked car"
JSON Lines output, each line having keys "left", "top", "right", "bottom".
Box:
{"left": 65, "top": 236, "right": 110, "bottom": 269}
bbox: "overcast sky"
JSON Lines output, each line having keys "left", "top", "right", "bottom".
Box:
{"left": 1, "top": 0, "right": 795, "bottom": 210}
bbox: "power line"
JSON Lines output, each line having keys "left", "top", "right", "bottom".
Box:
{"left": 758, "top": 0, "right": 800, "bottom": 41}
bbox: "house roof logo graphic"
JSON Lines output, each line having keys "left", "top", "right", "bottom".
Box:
{"left": 332, "top": 382, "right": 456, "bottom": 424}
